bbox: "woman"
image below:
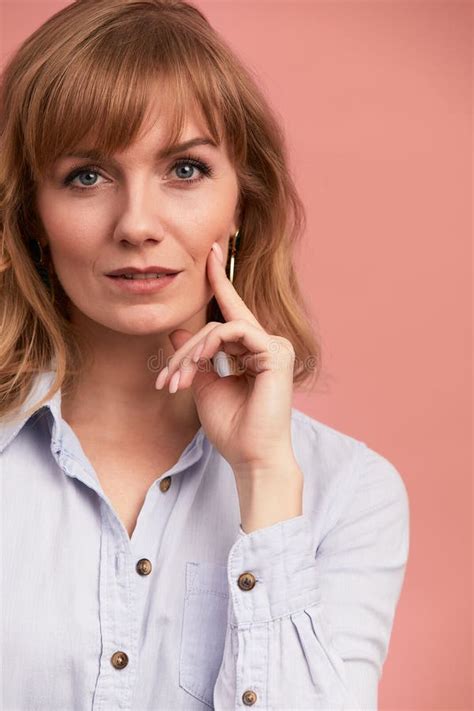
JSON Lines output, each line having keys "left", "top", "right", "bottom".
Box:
{"left": 0, "top": 1, "right": 410, "bottom": 709}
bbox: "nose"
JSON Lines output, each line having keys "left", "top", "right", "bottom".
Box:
{"left": 112, "top": 179, "right": 166, "bottom": 248}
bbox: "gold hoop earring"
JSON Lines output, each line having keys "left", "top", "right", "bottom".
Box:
{"left": 228, "top": 229, "right": 240, "bottom": 284}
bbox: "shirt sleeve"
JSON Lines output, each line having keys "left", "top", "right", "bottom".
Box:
{"left": 213, "top": 443, "right": 410, "bottom": 710}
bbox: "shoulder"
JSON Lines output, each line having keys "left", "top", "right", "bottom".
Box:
{"left": 290, "top": 406, "right": 361, "bottom": 465}
{"left": 290, "top": 407, "right": 410, "bottom": 541}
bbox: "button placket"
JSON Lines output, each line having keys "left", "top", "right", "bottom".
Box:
{"left": 129, "top": 476, "right": 171, "bottom": 580}
{"left": 92, "top": 508, "right": 138, "bottom": 710}
{"left": 236, "top": 569, "right": 260, "bottom": 706}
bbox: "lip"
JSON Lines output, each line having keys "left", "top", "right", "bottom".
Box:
{"left": 105, "top": 272, "right": 180, "bottom": 294}
{"left": 106, "top": 266, "right": 181, "bottom": 276}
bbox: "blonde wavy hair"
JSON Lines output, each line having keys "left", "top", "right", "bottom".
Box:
{"left": 0, "top": 0, "right": 323, "bottom": 424}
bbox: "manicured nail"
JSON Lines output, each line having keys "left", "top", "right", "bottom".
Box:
{"left": 211, "top": 242, "right": 224, "bottom": 264}
{"left": 155, "top": 366, "right": 168, "bottom": 389}
{"left": 213, "top": 350, "right": 233, "bottom": 377}
{"left": 169, "top": 369, "right": 181, "bottom": 394}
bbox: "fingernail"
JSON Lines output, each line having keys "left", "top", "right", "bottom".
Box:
{"left": 211, "top": 242, "right": 224, "bottom": 264}
{"left": 169, "top": 369, "right": 181, "bottom": 394}
{"left": 213, "top": 350, "right": 233, "bottom": 377}
{"left": 155, "top": 366, "right": 168, "bottom": 389}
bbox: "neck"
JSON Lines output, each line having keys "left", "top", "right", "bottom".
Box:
{"left": 61, "top": 311, "right": 204, "bottom": 444}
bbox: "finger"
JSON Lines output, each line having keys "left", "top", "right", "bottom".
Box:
{"left": 194, "top": 321, "right": 293, "bottom": 377}
{"left": 162, "top": 319, "right": 264, "bottom": 387}
{"left": 167, "top": 312, "right": 252, "bottom": 370}
{"left": 208, "top": 245, "right": 262, "bottom": 330}
{"left": 155, "top": 321, "right": 221, "bottom": 388}
{"left": 157, "top": 321, "right": 230, "bottom": 390}
{"left": 235, "top": 352, "right": 278, "bottom": 378}
{"left": 171, "top": 352, "right": 211, "bottom": 391}
{"left": 167, "top": 327, "right": 295, "bottom": 392}
{"left": 155, "top": 321, "right": 217, "bottom": 390}
{"left": 176, "top": 351, "right": 240, "bottom": 391}
{"left": 215, "top": 341, "right": 248, "bottom": 357}
{"left": 167, "top": 322, "right": 217, "bottom": 357}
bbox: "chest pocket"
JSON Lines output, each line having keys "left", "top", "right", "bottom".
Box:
{"left": 179, "top": 561, "right": 230, "bottom": 708}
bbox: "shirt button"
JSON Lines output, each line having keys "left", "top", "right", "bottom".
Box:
{"left": 136, "top": 558, "right": 152, "bottom": 575}
{"left": 111, "top": 651, "right": 129, "bottom": 669}
{"left": 237, "top": 572, "right": 256, "bottom": 591}
{"left": 159, "top": 476, "right": 172, "bottom": 492}
{"left": 242, "top": 689, "right": 257, "bottom": 705}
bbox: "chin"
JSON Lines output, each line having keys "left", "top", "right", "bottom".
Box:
{"left": 115, "top": 317, "right": 173, "bottom": 336}
{"left": 82, "top": 310, "right": 172, "bottom": 337}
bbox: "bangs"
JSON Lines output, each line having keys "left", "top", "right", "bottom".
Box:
{"left": 24, "top": 10, "right": 233, "bottom": 182}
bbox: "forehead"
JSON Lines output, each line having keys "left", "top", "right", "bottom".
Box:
{"left": 131, "top": 91, "right": 210, "bottom": 143}
{"left": 115, "top": 104, "right": 217, "bottom": 158}
{"left": 35, "top": 72, "right": 231, "bottom": 181}
{"left": 56, "top": 93, "right": 228, "bottom": 165}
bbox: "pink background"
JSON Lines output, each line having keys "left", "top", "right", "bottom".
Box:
{"left": 0, "top": 1, "right": 472, "bottom": 709}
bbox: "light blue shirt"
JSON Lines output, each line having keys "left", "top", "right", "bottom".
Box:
{"left": 0, "top": 369, "right": 410, "bottom": 710}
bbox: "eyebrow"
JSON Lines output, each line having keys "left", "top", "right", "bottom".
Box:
{"left": 61, "top": 136, "right": 219, "bottom": 163}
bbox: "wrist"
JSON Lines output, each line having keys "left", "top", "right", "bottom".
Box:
{"left": 233, "top": 447, "right": 299, "bottom": 481}
{"left": 235, "top": 460, "right": 304, "bottom": 534}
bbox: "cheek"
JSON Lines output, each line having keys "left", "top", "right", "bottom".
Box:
{"left": 49, "top": 234, "right": 97, "bottom": 277}
{"left": 182, "top": 215, "right": 231, "bottom": 258}
{"left": 46, "top": 236, "right": 100, "bottom": 304}
{"left": 42, "top": 218, "right": 101, "bottom": 271}
{"left": 37, "top": 189, "right": 105, "bottom": 261}
{"left": 182, "top": 186, "right": 237, "bottom": 243}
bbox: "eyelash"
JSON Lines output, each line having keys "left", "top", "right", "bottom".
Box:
{"left": 63, "top": 154, "right": 214, "bottom": 192}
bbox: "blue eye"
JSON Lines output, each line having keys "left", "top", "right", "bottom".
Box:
{"left": 63, "top": 154, "right": 214, "bottom": 192}
{"left": 172, "top": 156, "right": 213, "bottom": 182}
{"left": 68, "top": 168, "right": 103, "bottom": 188}
{"left": 63, "top": 165, "right": 106, "bottom": 191}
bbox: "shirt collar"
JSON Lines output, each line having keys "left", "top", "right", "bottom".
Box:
{"left": 0, "top": 368, "right": 62, "bottom": 454}
{"left": 0, "top": 367, "right": 207, "bottom": 466}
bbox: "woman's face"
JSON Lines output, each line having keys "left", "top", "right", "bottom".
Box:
{"left": 35, "top": 100, "right": 240, "bottom": 337}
